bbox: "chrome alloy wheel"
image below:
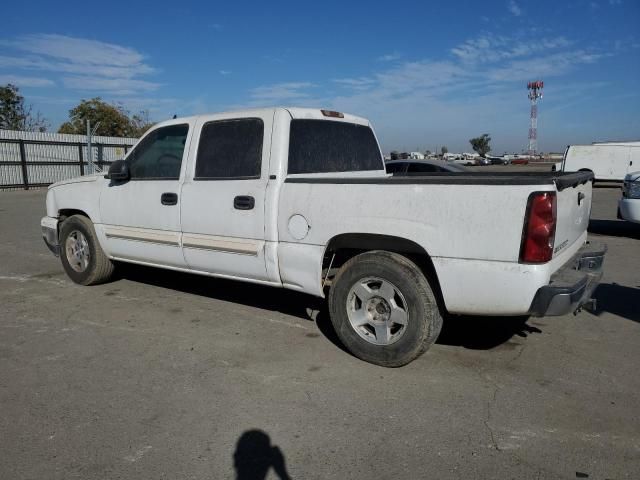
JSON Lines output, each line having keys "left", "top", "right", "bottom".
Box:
{"left": 346, "top": 277, "right": 409, "bottom": 345}
{"left": 65, "top": 230, "right": 90, "bottom": 273}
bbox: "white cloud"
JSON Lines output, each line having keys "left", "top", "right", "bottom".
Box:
{"left": 0, "top": 54, "right": 153, "bottom": 79}
{"left": 249, "top": 82, "right": 317, "bottom": 101}
{"left": 219, "top": 70, "right": 232, "bottom": 75}
{"left": 0, "top": 34, "right": 158, "bottom": 95}
{"left": 332, "top": 77, "right": 375, "bottom": 90}
{"left": 0, "top": 74, "right": 54, "bottom": 87}
{"left": 508, "top": 0, "right": 522, "bottom": 16}
{"left": 62, "top": 76, "right": 160, "bottom": 95}
{"left": 486, "top": 50, "right": 608, "bottom": 81}
{"left": 452, "top": 36, "right": 571, "bottom": 64}
{"left": 377, "top": 52, "right": 402, "bottom": 62}
{"left": 4, "top": 34, "right": 150, "bottom": 69}
{"left": 242, "top": 33, "right": 613, "bottom": 152}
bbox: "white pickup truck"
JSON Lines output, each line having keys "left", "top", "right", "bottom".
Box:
{"left": 41, "top": 108, "right": 606, "bottom": 366}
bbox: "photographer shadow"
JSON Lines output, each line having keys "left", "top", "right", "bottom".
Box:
{"left": 233, "top": 429, "right": 291, "bottom": 480}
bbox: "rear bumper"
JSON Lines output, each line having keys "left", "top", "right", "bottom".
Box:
{"left": 529, "top": 241, "right": 607, "bottom": 317}
{"left": 41, "top": 216, "right": 60, "bottom": 256}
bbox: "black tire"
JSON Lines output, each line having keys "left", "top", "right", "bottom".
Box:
{"left": 59, "top": 215, "right": 115, "bottom": 285}
{"left": 328, "top": 251, "right": 443, "bottom": 367}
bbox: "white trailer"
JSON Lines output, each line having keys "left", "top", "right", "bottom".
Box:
{"left": 561, "top": 142, "right": 640, "bottom": 181}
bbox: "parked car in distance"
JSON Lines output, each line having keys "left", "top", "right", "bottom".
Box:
{"left": 385, "top": 159, "right": 470, "bottom": 174}
{"left": 486, "top": 155, "right": 509, "bottom": 165}
{"left": 618, "top": 171, "right": 640, "bottom": 223}
{"left": 452, "top": 157, "right": 476, "bottom": 166}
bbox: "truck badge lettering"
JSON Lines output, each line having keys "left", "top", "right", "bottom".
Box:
{"left": 554, "top": 240, "right": 569, "bottom": 254}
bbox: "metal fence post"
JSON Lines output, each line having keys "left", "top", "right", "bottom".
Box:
{"left": 78, "top": 143, "right": 84, "bottom": 176}
{"left": 97, "top": 144, "right": 103, "bottom": 171}
{"left": 19, "top": 139, "right": 29, "bottom": 190}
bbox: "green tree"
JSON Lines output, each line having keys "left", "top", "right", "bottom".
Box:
{"left": 58, "top": 98, "right": 155, "bottom": 137}
{"left": 390, "top": 150, "right": 399, "bottom": 160}
{"left": 130, "top": 109, "right": 154, "bottom": 137}
{"left": 441, "top": 146, "right": 448, "bottom": 156}
{"left": 469, "top": 134, "right": 492, "bottom": 157}
{"left": 0, "top": 84, "right": 49, "bottom": 132}
{"left": 59, "top": 98, "right": 133, "bottom": 136}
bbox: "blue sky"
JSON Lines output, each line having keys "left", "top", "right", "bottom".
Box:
{"left": 1, "top": 0, "right": 638, "bottom": 153}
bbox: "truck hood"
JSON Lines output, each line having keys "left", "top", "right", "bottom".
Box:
{"left": 49, "top": 173, "right": 104, "bottom": 189}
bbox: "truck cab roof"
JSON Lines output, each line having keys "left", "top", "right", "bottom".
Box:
{"left": 152, "top": 107, "right": 371, "bottom": 130}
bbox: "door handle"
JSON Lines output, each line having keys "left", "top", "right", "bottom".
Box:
{"left": 161, "top": 192, "right": 178, "bottom": 205}
{"left": 234, "top": 195, "right": 255, "bottom": 210}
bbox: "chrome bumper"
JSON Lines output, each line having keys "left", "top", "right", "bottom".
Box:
{"left": 529, "top": 241, "right": 607, "bottom": 317}
{"left": 41, "top": 216, "right": 60, "bottom": 256}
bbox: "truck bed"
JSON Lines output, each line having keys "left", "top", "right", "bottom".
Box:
{"left": 286, "top": 171, "right": 594, "bottom": 191}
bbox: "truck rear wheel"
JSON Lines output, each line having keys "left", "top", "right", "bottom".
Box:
{"left": 328, "top": 251, "right": 442, "bottom": 367}
{"left": 59, "top": 215, "right": 115, "bottom": 285}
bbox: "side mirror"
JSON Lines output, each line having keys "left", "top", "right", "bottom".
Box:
{"left": 107, "top": 159, "right": 130, "bottom": 181}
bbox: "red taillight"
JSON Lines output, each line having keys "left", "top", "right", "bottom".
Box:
{"left": 520, "top": 192, "right": 557, "bottom": 263}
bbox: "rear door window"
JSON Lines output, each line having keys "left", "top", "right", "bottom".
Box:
{"left": 195, "top": 118, "right": 263, "bottom": 180}
{"left": 288, "top": 120, "right": 383, "bottom": 174}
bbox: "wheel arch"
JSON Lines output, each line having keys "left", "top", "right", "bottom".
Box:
{"left": 58, "top": 208, "right": 91, "bottom": 221}
{"left": 322, "top": 233, "right": 447, "bottom": 312}
{"left": 56, "top": 209, "right": 92, "bottom": 241}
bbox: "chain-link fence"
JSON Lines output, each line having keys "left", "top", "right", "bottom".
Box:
{"left": 0, "top": 130, "right": 137, "bottom": 190}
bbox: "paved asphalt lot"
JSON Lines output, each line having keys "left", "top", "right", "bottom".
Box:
{"left": 1, "top": 183, "right": 638, "bottom": 479}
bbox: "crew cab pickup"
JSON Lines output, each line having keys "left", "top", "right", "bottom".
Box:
{"left": 41, "top": 108, "right": 606, "bottom": 367}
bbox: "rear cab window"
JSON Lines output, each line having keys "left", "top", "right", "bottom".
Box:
{"left": 288, "top": 119, "right": 384, "bottom": 175}
{"left": 195, "top": 118, "right": 263, "bottom": 180}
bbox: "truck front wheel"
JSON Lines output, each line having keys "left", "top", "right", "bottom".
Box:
{"left": 59, "top": 215, "right": 115, "bottom": 285}
{"left": 328, "top": 251, "right": 442, "bottom": 367}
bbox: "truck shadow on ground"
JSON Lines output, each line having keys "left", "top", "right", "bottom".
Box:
{"left": 589, "top": 219, "right": 640, "bottom": 240}
{"left": 593, "top": 283, "right": 640, "bottom": 323}
{"left": 436, "top": 314, "right": 541, "bottom": 350}
{"left": 115, "top": 263, "right": 542, "bottom": 353}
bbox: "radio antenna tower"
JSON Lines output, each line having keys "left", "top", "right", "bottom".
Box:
{"left": 527, "top": 80, "right": 543, "bottom": 155}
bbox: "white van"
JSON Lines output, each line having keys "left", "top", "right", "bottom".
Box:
{"left": 561, "top": 142, "right": 640, "bottom": 181}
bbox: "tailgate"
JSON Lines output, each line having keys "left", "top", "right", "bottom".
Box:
{"left": 553, "top": 179, "right": 592, "bottom": 258}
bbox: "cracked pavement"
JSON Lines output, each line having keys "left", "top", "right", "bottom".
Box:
{"left": 1, "top": 187, "right": 639, "bottom": 479}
